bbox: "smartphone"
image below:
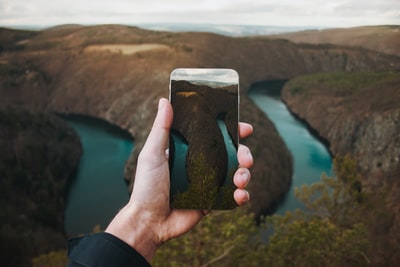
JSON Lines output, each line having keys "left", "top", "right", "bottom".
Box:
{"left": 169, "top": 68, "right": 239, "bottom": 210}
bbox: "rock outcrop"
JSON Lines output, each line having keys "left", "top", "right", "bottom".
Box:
{"left": 281, "top": 72, "right": 400, "bottom": 187}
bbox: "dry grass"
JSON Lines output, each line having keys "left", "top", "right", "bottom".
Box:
{"left": 84, "top": 43, "right": 170, "bottom": 55}
{"left": 268, "top": 25, "right": 400, "bottom": 56}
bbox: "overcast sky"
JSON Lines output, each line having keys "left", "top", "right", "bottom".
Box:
{"left": 1, "top": 0, "right": 399, "bottom": 29}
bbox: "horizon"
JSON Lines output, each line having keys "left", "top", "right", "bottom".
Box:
{"left": 0, "top": 22, "right": 323, "bottom": 32}
{"left": 1, "top": 0, "right": 399, "bottom": 31}
{"left": 3, "top": 21, "right": 400, "bottom": 30}
{"left": 2, "top": 22, "right": 399, "bottom": 38}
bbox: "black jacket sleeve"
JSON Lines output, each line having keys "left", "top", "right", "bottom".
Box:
{"left": 67, "top": 232, "right": 152, "bottom": 267}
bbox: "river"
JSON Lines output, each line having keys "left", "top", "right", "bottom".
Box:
{"left": 63, "top": 116, "right": 133, "bottom": 236}
{"left": 248, "top": 81, "right": 332, "bottom": 214}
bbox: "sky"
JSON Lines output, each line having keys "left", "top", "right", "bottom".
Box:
{"left": 0, "top": 0, "right": 399, "bottom": 29}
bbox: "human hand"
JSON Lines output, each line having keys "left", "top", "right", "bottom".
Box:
{"left": 106, "top": 98, "right": 253, "bottom": 262}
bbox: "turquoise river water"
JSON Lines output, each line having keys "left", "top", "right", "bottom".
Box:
{"left": 64, "top": 116, "right": 133, "bottom": 235}
{"left": 248, "top": 81, "right": 332, "bottom": 214}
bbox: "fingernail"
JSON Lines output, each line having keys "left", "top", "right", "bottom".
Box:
{"left": 241, "top": 171, "right": 250, "bottom": 185}
{"left": 158, "top": 98, "right": 165, "bottom": 111}
{"left": 239, "top": 190, "right": 250, "bottom": 205}
{"left": 246, "top": 148, "right": 253, "bottom": 162}
{"left": 245, "top": 191, "right": 250, "bottom": 202}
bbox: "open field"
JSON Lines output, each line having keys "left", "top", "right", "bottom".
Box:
{"left": 84, "top": 43, "right": 170, "bottom": 55}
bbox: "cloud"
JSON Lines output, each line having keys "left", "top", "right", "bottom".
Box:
{"left": 334, "top": 0, "right": 400, "bottom": 19}
{"left": 0, "top": 0, "right": 399, "bottom": 27}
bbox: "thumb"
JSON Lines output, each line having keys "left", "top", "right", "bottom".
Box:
{"left": 139, "top": 98, "right": 173, "bottom": 161}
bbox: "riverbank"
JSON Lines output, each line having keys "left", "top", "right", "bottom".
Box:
{"left": 62, "top": 115, "right": 133, "bottom": 236}
{"left": 278, "top": 71, "right": 400, "bottom": 266}
{"left": 248, "top": 80, "right": 332, "bottom": 214}
{"left": 281, "top": 72, "right": 400, "bottom": 185}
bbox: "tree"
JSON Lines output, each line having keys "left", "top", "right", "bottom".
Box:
{"left": 153, "top": 155, "right": 372, "bottom": 267}
{"left": 32, "top": 250, "right": 68, "bottom": 267}
{"left": 261, "top": 155, "right": 370, "bottom": 267}
{"left": 263, "top": 213, "right": 369, "bottom": 267}
{"left": 295, "top": 155, "right": 365, "bottom": 227}
{"left": 152, "top": 207, "right": 266, "bottom": 267}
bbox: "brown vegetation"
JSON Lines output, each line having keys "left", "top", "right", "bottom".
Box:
{"left": 84, "top": 43, "right": 170, "bottom": 55}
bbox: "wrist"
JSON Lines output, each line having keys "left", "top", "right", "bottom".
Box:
{"left": 105, "top": 204, "right": 159, "bottom": 262}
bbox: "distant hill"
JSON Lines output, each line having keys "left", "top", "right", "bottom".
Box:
{"left": 267, "top": 25, "right": 400, "bottom": 56}
{"left": 136, "top": 23, "right": 309, "bottom": 37}
{"left": 43, "top": 24, "right": 85, "bottom": 31}
{"left": 0, "top": 27, "right": 39, "bottom": 52}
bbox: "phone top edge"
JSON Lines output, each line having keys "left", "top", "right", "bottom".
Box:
{"left": 170, "top": 68, "right": 239, "bottom": 85}
{"left": 171, "top": 68, "right": 238, "bottom": 72}
{"left": 170, "top": 68, "right": 239, "bottom": 75}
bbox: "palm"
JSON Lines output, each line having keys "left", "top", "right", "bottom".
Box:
{"left": 131, "top": 100, "right": 204, "bottom": 244}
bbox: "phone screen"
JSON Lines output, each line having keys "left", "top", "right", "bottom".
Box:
{"left": 169, "top": 68, "right": 239, "bottom": 209}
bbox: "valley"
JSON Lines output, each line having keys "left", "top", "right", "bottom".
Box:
{"left": 0, "top": 24, "right": 399, "bottom": 265}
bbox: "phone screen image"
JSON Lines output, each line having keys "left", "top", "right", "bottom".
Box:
{"left": 169, "top": 68, "right": 239, "bottom": 210}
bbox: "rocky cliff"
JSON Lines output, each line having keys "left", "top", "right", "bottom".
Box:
{"left": 281, "top": 71, "right": 400, "bottom": 187}
{"left": 280, "top": 71, "right": 400, "bottom": 264}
